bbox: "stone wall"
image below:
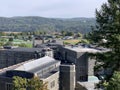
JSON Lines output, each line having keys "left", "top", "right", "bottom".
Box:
{"left": 42, "top": 71, "right": 59, "bottom": 90}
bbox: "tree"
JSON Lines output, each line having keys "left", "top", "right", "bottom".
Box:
{"left": 76, "top": 32, "right": 82, "bottom": 38}
{"left": 65, "top": 31, "right": 74, "bottom": 36}
{"left": 28, "top": 77, "right": 48, "bottom": 90}
{"left": 12, "top": 76, "right": 48, "bottom": 90}
{"left": 12, "top": 76, "right": 27, "bottom": 90}
{"left": 90, "top": 0, "right": 120, "bottom": 89}
{"left": 103, "top": 71, "right": 120, "bottom": 90}
{"left": 61, "top": 31, "right": 66, "bottom": 36}
{"left": 9, "top": 37, "right": 14, "bottom": 42}
{"left": 0, "top": 42, "right": 4, "bottom": 46}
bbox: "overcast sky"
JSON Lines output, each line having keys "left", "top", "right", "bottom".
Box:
{"left": 0, "top": 0, "right": 107, "bottom": 18}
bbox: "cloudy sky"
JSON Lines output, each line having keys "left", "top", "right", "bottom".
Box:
{"left": 0, "top": 0, "right": 107, "bottom": 18}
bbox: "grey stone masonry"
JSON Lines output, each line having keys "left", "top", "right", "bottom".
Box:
{"left": 60, "top": 64, "right": 76, "bottom": 90}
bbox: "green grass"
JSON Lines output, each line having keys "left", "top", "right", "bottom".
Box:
{"left": 63, "top": 39, "right": 80, "bottom": 45}
{"left": 0, "top": 38, "right": 33, "bottom": 48}
{"left": 13, "top": 39, "right": 24, "bottom": 42}
{"left": 24, "top": 43, "right": 32, "bottom": 48}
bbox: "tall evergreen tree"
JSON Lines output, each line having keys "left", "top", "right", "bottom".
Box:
{"left": 90, "top": 0, "right": 120, "bottom": 89}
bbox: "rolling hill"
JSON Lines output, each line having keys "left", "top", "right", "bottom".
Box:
{"left": 0, "top": 16, "right": 96, "bottom": 34}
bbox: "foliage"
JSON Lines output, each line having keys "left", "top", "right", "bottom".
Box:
{"left": 0, "top": 38, "right": 6, "bottom": 46}
{"left": 56, "top": 35, "right": 62, "bottom": 38}
{"left": 80, "top": 39, "right": 89, "bottom": 44}
{"left": 12, "top": 76, "right": 27, "bottom": 90}
{"left": 0, "top": 17, "right": 95, "bottom": 34}
{"left": 61, "top": 31, "right": 66, "bottom": 36}
{"left": 103, "top": 71, "right": 120, "bottom": 90}
{"left": 28, "top": 77, "right": 48, "bottom": 90}
{"left": 0, "top": 42, "right": 4, "bottom": 46}
{"left": 90, "top": 0, "right": 120, "bottom": 89}
{"left": 76, "top": 32, "right": 83, "bottom": 38}
{"left": 95, "top": 71, "right": 120, "bottom": 90}
{"left": 4, "top": 41, "right": 13, "bottom": 46}
{"left": 9, "top": 38, "right": 14, "bottom": 41}
{"left": 0, "top": 37, "right": 32, "bottom": 48}
{"left": 12, "top": 76, "right": 48, "bottom": 90}
{"left": 65, "top": 31, "right": 74, "bottom": 36}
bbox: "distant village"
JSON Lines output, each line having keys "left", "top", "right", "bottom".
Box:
{"left": 0, "top": 31, "right": 109, "bottom": 90}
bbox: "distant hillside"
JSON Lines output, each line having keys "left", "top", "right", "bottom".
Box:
{"left": 0, "top": 16, "right": 95, "bottom": 34}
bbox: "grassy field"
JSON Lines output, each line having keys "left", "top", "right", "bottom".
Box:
{"left": 63, "top": 39, "right": 80, "bottom": 45}
{"left": 0, "top": 38, "right": 32, "bottom": 48}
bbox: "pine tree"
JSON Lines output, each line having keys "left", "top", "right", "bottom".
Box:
{"left": 90, "top": 0, "right": 120, "bottom": 89}
{"left": 105, "top": 72, "right": 120, "bottom": 90}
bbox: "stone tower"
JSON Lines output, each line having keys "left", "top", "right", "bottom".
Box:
{"left": 60, "top": 64, "right": 76, "bottom": 90}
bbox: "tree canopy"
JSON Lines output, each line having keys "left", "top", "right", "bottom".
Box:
{"left": 12, "top": 76, "right": 48, "bottom": 90}
{"left": 90, "top": 0, "right": 120, "bottom": 89}
{"left": 103, "top": 71, "right": 120, "bottom": 90}
{"left": 0, "top": 17, "right": 95, "bottom": 34}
